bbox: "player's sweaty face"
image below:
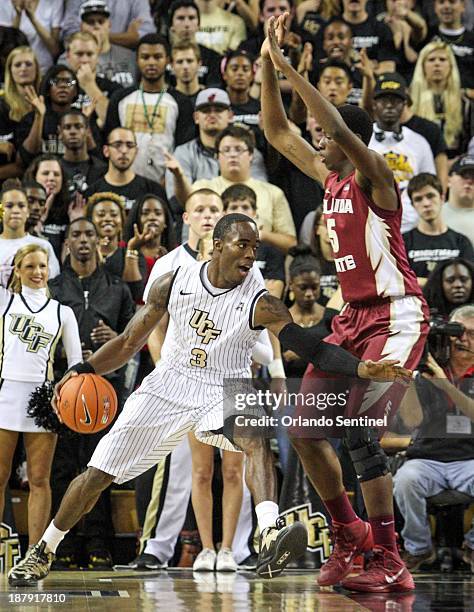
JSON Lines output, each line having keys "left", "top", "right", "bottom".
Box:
{"left": 220, "top": 222, "right": 259, "bottom": 284}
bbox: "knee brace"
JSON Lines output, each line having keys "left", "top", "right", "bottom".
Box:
{"left": 344, "top": 427, "right": 389, "bottom": 482}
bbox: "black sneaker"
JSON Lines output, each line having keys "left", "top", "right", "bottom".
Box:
{"left": 8, "top": 541, "right": 55, "bottom": 586}
{"left": 256, "top": 517, "right": 308, "bottom": 579}
{"left": 88, "top": 549, "right": 113, "bottom": 570}
{"left": 128, "top": 552, "right": 168, "bottom": 570}
{"left": 52, "top": 553, "right": 78, "bottom": 570}
{"left": 237, "top": 554, "right": 258, "bottom": 570}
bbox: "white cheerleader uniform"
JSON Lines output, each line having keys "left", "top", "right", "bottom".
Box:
{"left": 0, "top": 286, "right": 82, "bottom": 432}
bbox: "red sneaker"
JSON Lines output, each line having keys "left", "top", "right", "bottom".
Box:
{"left": 342, "top": 546, "right": 415, "bottom": 593}
{"left": 317, "top": 519, "right": 373, "bottom": 587}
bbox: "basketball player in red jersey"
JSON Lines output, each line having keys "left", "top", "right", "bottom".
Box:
{"left": 261, "top": 15, "right": 429, "bottom": 593}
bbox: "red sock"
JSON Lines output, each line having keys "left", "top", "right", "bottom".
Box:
{"left": 324, "top": 491, "right": 358, "bottom": 524}
{"left": 369, "top": 515, "right": 398, "bottom": 553}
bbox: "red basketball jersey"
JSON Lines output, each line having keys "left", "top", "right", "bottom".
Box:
{"left": 323, "top": 171, "right": 422, "bottom": 304}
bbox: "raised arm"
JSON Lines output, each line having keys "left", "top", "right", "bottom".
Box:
{"left": 260, "top": 19, "right": 328, "bottom": 186}
{"left": 266, "top": 14, "right": 398, "bottom": 211}
{"left": 254, "top": 293, "right": 412, "bottom": 381}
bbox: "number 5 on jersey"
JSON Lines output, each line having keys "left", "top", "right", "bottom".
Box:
{"left": 326, "top": 218, "right": 339, "bottom": 254}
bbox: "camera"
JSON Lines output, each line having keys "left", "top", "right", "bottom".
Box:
{"left": 418, "top": 311, "right": 465, "bottom": 373}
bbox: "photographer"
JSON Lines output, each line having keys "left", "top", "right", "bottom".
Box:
{"left": 393, "top": 304, "right": 474, "bottom": 573}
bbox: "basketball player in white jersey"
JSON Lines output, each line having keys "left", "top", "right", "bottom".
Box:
{"left": 0, "top": 243, "right": 82, "bottom": 552}
{"left": 9, "top": 214, "right": 412, "bottom": 586}
{"left": 132, "top": 188, "right": 266, "bottom": 570}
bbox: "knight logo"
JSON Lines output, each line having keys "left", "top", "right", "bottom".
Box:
{"left": 0, "top": 522, "right": 21, "bottom": 573}
{"left": 279, "top": 504, "right": 331, "bottom": 562}
{"left": 384, "top": 399, "right": 393, "bottom": 417}
{"left": 101, "top": 396, "right": 111, "bottom": 424}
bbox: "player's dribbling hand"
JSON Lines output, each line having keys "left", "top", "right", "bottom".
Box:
{"left": 358, "top": 359, "right": 413, "bottom": 382}
{"left": 52, "top": 370, "right": 78, "bottom": 423}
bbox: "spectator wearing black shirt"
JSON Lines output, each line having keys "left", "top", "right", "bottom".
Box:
{"left": 393, "top": 305, "right": 474, "bottom": 572}
{"left": 222, "top": 49, "right": 267, "bottom": 157}
{"left": 49, "top": 216, "right": 135, "bottom": 569}
{"left": 85, "top": 191, "right": 147, "bottom": 301}
{"left": 424, "top": 258, "right": 474, "bottom": 317}
{"left": 0, "top": 46, "right": 40, "bottom": 181}
{"left": 85, "top": 127, "right": 167, "bottom": 213}
{"left": 168, "top": 0, "right": 222, "bottom": 87}
{"left": 341, "top": 0, "right": 397, "bottom": 73}
{"left": 59, "top": 110, "right": 107, "bottom": 201}
{"left": 170, "top": 40, "right": 204, "bottom": 104}
{"left": 16, "top": 65, "right": 80, "bottom": 166}
{"left": 404, "top": 173, "right": 474, "bottom": 287}
{"left": 429, "top": 0, "right": 474, "bottom": 89}
{"left": 24, "top": 154, "right": 73, "bottom": 259}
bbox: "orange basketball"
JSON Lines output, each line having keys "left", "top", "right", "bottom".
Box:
{"left": 58, "top": 374, "right": 117, "bottom": 434}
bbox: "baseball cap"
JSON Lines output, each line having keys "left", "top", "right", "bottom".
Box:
{"left": 195, "top": 88, "right": 231, "bottom": 110}
{"left": 449, "top": 154, "right": 474, "bottom": 175}
{"left": 80, "top": 0, "right": 110, "bottom": 20}
{"left": 373, "top": 73, "right": 408, "bottom": 101}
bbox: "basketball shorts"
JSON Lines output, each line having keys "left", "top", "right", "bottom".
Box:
{"left": 88, "top": 364, "right": 256, "bottom": 484}
{"left": 290, "top": 295, "right": 429, "bottom": 439}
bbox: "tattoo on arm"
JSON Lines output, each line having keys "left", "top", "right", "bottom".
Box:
{"left": 255, "top": 293, "right": 292, "bottom": 335}
{"left": 122, "top": 271, "right": 173, "bottom": 344}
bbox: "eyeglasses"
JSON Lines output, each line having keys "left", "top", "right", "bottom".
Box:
{"left": 50, "top": 77, "right": 77, "bottom": 87}
{"left": 218, "top": 146, "right": 249, "bottom": 156}
{"left": 107, "top": 141, "right": 137, "bottom": 150}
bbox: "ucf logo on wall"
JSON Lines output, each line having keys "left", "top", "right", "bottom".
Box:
{"left": 280, "top": 504, "right": 331, "bottom": 563}
{"left": 0, "top": 522, "right": 21, "bottom": 573}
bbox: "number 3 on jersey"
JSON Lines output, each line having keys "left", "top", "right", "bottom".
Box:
{"left": 190, "top": 348, "right": 207, "bottom": 368}
{"left": 326, "top": 219, "right": 339, "bottom": 254}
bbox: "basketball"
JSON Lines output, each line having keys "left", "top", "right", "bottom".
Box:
{"left": 58, "top": 373, "right": 117, "bottom": 434}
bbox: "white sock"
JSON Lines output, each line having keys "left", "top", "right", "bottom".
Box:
{"left": 255, "top": 501, "right": 279, "bottom": 532}
{"left": 42, "top": 521, "right": 69, "bottom": 554}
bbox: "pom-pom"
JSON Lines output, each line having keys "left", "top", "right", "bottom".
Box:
{"left": 27, "top": 382, "right": 75, "bottom": 436}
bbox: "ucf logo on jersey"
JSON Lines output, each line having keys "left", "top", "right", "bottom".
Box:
{"left": 9, "top": 314, "right": 53, "bottom": 353}
{"left": 189, "top": 309, "right": 222, "bottom": 344}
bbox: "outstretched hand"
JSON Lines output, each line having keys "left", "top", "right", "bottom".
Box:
{"left": 358, "top": 359, "right": 412, "bottom": 383}
{"left": 261, "top": 13, "right": 288, "bottom": 60}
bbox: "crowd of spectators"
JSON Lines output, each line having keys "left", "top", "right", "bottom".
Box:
{"left": 0, "top": 0, "right": 473, "bottom": 573}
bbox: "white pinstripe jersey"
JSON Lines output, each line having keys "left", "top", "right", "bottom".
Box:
{"left": 161, "top": 261, "right": 267, "bottom": 383}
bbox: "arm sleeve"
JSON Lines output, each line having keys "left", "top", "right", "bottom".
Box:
{"left": 61, "top": 305, "right": 83, "bottom": 368}
{"left": 459, "top": 234, "right": 474, "bottom": 260}
{"left": 251, "top": 329, "right": 273, "bottom": 365}
{"left": 279, "top": 322, "right": 360, "bottom": 377}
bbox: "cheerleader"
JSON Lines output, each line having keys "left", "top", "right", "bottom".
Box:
{"left": 0, "top": 243, "right": 81, "bottom": 549}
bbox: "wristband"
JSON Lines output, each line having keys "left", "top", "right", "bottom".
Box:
{"left": 268, "top": 358, "right": 286, "bottom": 378}
{"left": 126, "top": 249, "right": 139, "bottom": 258}
{"left": 68, "top": 361, "right": 96, "bottom": 375}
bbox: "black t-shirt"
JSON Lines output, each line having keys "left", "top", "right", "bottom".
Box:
{"left": 299, "top": 12, "right": 326, "bottom": 43}
{"left": 103, "top": 245, "right": 147, "bottom": 302}
{"left": 403, "top": 115, "right": 447, "bottom": 159}
{"left": 256, "top": 243, "right": 285, "bottom": 282}
{"left": 345, "top": 17, "right": 398, "bottom": 64}
{"left": 403, "top": 227, "right": 474, "bottom": 279}
{"left": 85, "top": 174, "right": 167, "bottom": 212}
{"left": 405, "top": 373, "right": 474, "bottom": 462}
{"left": 15, "top": 108, "right": 103, "bottom": 166}
{"left": 231, "top": 97, "right": 266, "bottom": 153}
{"left": 429, "top": 26, "right": 474, "bottom": 89}
{"left": 61, "top": 155, "right": 108, "bottom": 197}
